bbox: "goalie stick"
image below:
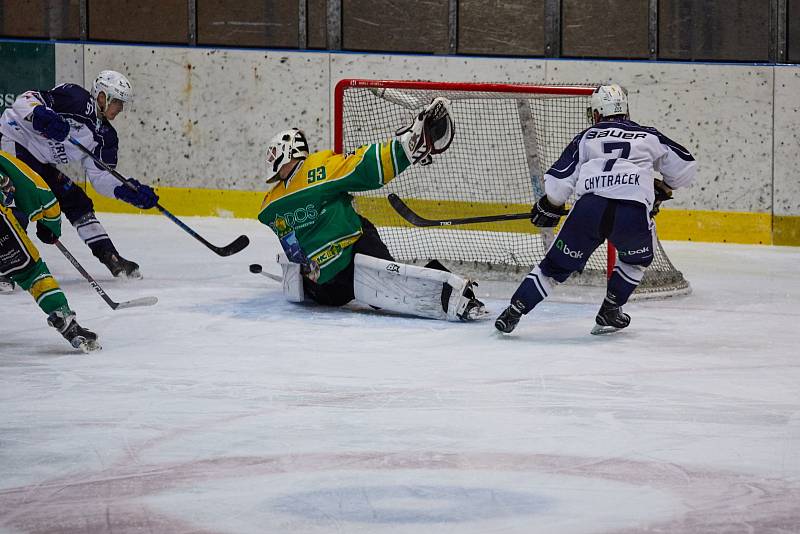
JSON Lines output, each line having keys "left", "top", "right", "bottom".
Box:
{"left": 56, "top": 241, "right": 158, "bottom": 310}
{"left": 67, "top": 137, "right": 250, "bottom": 257}
{"left": 388, "top": 193, "right": 532, "bottom": 227}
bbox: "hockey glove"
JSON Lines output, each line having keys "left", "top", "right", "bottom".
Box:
{"left": 31, "top": 106, "right": 70, "bottom": 142}
{"left": 114, "top": 179, "right": 159, "bottom": 209}
{"left": 301, "top": 260, "right": 321, "bottom": 282}
{"left": 36, "top": 222, "right": 58, "bottom": 244}
{"left": 396, "top": 97, "right": 455, "bottom": 166}
{"left": 0, "top": 173, "right": 14, "bottom": 207}
{"left": 531, "top": 196, "right": 569, "bottom": 227}
{"left": 650, "top": 180, "right": 673, "bottom": 217}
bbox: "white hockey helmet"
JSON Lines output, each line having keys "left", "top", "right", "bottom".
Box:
{"left": 265, "top": 128, "right": 309, "bottom": 183}
{"left": 589, "top": 84, "right": 629, "bottom": 122}
{"left": 92, "top": 70, "right": 133, "bottom": 109}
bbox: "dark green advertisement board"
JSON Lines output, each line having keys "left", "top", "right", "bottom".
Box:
{"left": 0, "top": 42, "right": 55, "bottom": 114}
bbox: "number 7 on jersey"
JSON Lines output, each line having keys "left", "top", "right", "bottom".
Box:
{"left": 602, "top": 141, "right": 631, "bottom": 172}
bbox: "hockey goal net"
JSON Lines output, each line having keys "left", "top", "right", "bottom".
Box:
{"left": 334, "top": 79, "right": 689, "bottom": 297}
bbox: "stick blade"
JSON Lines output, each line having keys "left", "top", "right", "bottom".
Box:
{"left": 213, "top": 235, "right": 250, "bottom": 257}
{"left": 112, "top": 296, "right": 159, "bottom": 310}
{"left": 387, "top": 194, "right": 435, "bottom": 227}
{"left": 388, "top": 193, "right": 532, "bottom": 227}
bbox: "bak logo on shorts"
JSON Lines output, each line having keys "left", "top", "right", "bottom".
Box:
{"left": 555, "top": 239, "right": 584, "bottom": 259}
{"left": 619, "top": 246, "right": 651, "bottom": 257}
{"left": 386, "top": 263, "right": 400, "bottom": 273}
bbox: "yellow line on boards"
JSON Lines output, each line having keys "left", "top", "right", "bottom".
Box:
{"left": 84, "top": 183, "right": 264, "bottom": 219}
{"left": 83, "top": 183, "right": 797, "bottom": 246}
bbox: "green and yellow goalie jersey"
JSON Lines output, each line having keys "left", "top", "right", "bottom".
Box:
{"left": 257, "top": 140, "right": 410, "bottom": 284}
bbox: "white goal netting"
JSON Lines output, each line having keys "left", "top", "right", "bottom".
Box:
{"left": 335, "top": 80, "right": 690, "bottom": 297}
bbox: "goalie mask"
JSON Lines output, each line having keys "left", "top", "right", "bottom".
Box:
{"left": 588, "top": 84, "right": 628, "bottom": 123}
{"left": 265, "top": 128, "right": 309, "bottom": 183}
{"left": 92, "top": 70, "right": 133, "bottom": 112}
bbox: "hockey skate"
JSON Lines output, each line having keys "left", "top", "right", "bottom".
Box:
{"left": 591, "top": 301, "right": 631, "bottom": 335}
{"left": 495, "top": 304, "right": 523, "bottom": 333}
{"left": 458, "top": 282, "right": 488, "bottom": 321}
{"left": 99, "top": 250, "right": 142, "bottom": 279}
{"left": 47, "top": 309, "right": 101, "bottom": 353}
{"left": 0, "top": 275, "right": 14, "bottom": 293}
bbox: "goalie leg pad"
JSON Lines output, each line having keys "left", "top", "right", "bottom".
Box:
{"left": 277, "top": 253, "right": 305, "bottom": 303}
{"left": 353, "top": 254, "right": 475, "bottom": 321}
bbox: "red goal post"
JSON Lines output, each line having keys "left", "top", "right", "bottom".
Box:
{"left": 334, "top": 79, "right": 689, "bottom": 297}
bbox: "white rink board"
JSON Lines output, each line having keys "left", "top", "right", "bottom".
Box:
{"left": 82, "top": 44, "right": 330, "bottom": 192}
{"left": 52, "top": 43, "right": 800, "bottom": 217}
{"left": 774, "top": 67, "right": 800, "bottom": 217}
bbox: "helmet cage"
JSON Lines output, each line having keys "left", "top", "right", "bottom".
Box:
{"left": 265, "top": 128, "right": 309, "bottom": 183}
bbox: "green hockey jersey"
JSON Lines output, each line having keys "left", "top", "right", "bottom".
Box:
{"left": 258, "top": 140, "right": 410, "bottom": 284}
{"left": 0, "top": 150, "right": 62, "bottom": 236}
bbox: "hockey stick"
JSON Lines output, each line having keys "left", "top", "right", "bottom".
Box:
{"left": 249, "top": 263, "right": 282, "bottom": 283}
{"left": 67, "top": 137, "right": 250, "bottom": 257}
{"left": 55, "top": 240, "right": 158, "bottom": 310}
{"left": 387, "top": 193, "right": 532, "bottom": 227}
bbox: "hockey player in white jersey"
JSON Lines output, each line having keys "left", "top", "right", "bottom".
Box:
{"left": 495, "top": 83, "right": 696, "bottom": 335}
{"left": 0, "top": 70, "right": 157, "bottom": 289}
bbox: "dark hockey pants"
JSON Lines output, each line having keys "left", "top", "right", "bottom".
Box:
{"left": 302, "top": 216, "right": 394, "bottom": 307}
{"left": 512, "top": 194, "right": 655, "bottom": 312}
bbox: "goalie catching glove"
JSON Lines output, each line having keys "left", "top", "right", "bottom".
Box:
{"left": 531, "top": 196, "right": 569, "bottom": 227}
{"left": 396, "top": 97, "right": 455, "bottom": 166}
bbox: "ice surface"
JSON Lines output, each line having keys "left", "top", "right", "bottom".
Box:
{"left": 1, "top": 214, "right": 799, "bottom": 533}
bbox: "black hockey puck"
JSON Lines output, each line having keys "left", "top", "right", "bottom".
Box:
{"left": 249, "top": 263, "right": 263, "bottom": 274}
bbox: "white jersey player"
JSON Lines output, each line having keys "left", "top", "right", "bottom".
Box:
{"left": 0, "top": 71, "right": 158, "bottom": 284}
{"left": 495, "top": 83, "right": 697, "bottom": 335}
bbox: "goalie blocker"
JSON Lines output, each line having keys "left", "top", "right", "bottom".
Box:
{"left": 278, "top": 253, "right": 485, "bottom": 322}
